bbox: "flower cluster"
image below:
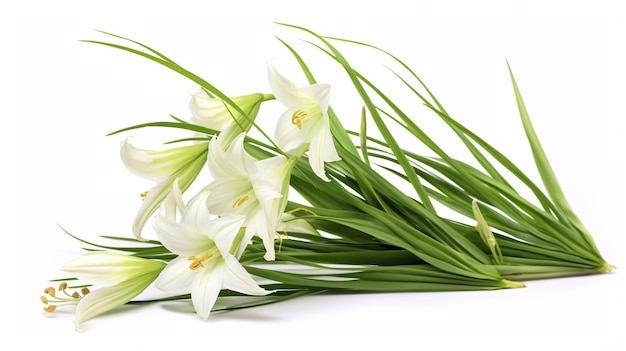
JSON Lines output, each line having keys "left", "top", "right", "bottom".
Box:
{"left": 45, "top": 26, "right": 612, "bottom": 331}
{"left": 45, "top": 51, "right": 342, "bottom": 330}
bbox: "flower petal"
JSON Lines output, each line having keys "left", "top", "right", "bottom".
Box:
{"left": 245, "top": 209, "right": 276, "bottom": 261}
{"left": 308, "top": 124, "right": 340, "bottom": 182}
{"left": 189, "top": 88, "right": 236, "bottom": 130}
{"left": 159, "top": 178, "right": 185, "bottom": 222}
{"left": 179, "top": 185, "right": 212, "bottom": 230}
{"left": 209, "top": 215, "right": 246, "bottom": 256}
{"left": 154, "top": 256, "right": 196, "bottom": 294}
{"left": 191, "top": 259, "right": 224, "bottom": 320}
{"left": 274, "top": 108, "right": 310, "bottom": 155}
{"left": 267, "top": 60, "right": 303, "bottom": 107}
{"left": 62, "top": 252, "right": 165, "bottom": 287}
{"left": 207, "top": 132, "right": 254, "bottom": 179}
{"left": 205, "top": 179, "right": 257, "bottom": 216}
{"left": 120, "top": 139, "right": 169, "bottom": 181}
{"left": 221, "top": 255, "right": 271, "bottom": 296}
{"left": 153, "top": 215, "right": 213, "bottom": 256}
{"left": 298, "top": 83, "right": 331, "bottom": 112}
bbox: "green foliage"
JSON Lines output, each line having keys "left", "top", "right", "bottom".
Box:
{"left": 53, "top": 24, "right": 611, "bottom": 317}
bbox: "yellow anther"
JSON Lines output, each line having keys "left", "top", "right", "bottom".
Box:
{"left": 72, "top": 291, "right": 80, "bottom": 298}
{"left": 188, "top": 252, "right": 213, "bottom": 271}
{"left": 44, "top": 287, "right": 56, "bottom": 297}
{"left": 291, "top": 110, "right": 307, "bottom": 129}
{"left": 231, "top": 195, "right": 249, "bottom": 208}
{"left": 81, "top": 288, "right": 90, "bottom": 296}
{"left": 58, "top": 282, "right": 68, "bottom": 291}
{"left": 140, "top": 191, "right": 149, "bottom": 201}
{"left": 40, "top": 296, "right": 49, "bottom": 304}
{"left": 44, "top": 305, "right": 57, "bottom": 313}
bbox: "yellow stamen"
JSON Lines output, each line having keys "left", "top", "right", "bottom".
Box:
{"left": 72, "top": 291, "right": 80, "bottom": 299}
{"left": 40, "top": 296, "right": 49, "bottom": 304}
{"left": 44, "top": 305, "right": 57, "bottom": 313}
{"left": 81, "top": 288, "right": 90, "bottom": 296}
{"left": 44, "top": 287, "right": 56, "bottom": 297}
{"left": 188, "top": 253, "right": 213, "bottom": 271}
{"left": 231, "top": 195, "right": 249, "bottom": 208}
{"left": 291, "top": 110, "right": 307, "bottom": 129}
{"left": 58, "top": 282, "right": 68, "bottom": 291}
{"left": 140, "top": 191, "right": 149, "bottom": 201}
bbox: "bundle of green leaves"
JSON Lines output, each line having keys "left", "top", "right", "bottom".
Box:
{"left": 42, "top": 24, "right": 613, "bottom": 331}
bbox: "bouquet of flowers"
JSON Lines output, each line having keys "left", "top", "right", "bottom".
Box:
{"left": 41, "top": 24, "right": 613, "bottom": 331}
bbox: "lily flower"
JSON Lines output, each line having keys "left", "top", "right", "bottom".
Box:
{"left": 204, "top": 132, "right": 294, "bottom": 260}
{"left": 152, "top": 192, "right": 270, "bottom": 320}
{"left": 189, "top": 89, "right": 270, "bottom": 148}
{"left": 120, "top": 139, "right": 208, "bottom": 239}
{"left": 60, "top": 252, "right": 165, "bottom": 331}
{"left": 268, "top": 60, "right": 340, "bottom": 181}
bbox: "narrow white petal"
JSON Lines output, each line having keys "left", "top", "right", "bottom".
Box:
{"left": 154, "top": 256, "right": 196, "bottom": 294}
{"left": 152, "top": 216, "right": 212, "bottom": 256}
{"left": 205, "top": 179, "right": 256, "bottom": 216}
{"left": 209, "top": 216, "right": 246, "bottom": 256}
{"left": 208, "top": 132, "right": 251, "bottom": 180}
{"left": 62, "top": 252, "right": 164, "bottom": 287}
{"left": 308, "top": 139, "right": 330, "bottom": 182}
{"left": 120, "top": 139, "right": 168, "bottom": 181}
{"left": 191, "top": 260, "right": 224, "bottom": 320}
{"left": 320, "top": 123, "right": 341, "bottom": 163}
{"left": 179, "top": 186, "right": 212, "bottom": 230}
{"left": 222, "top": 255, "right": 271, "bottom": 296}
{"left": 308, "top": 122, "right": 340, "bottom": 182}
{"left": 274, "top": 109, "right": 310, "bottom": 155}
{"left": 159, "top": 178, "right": 186, "bottom": 221}
{"left": 74, "top": 285, "right": 127, "bottom": 332}
{"left": 245, "top": 209, "right": 276, "bottom": 261}
{"left": 189, "top": 88, "right": 235, "bottom": 130}
{"left": 72, "top": 260, "right": 163, "bottom": 332}
{"left": 253, "top": 155, "right": 290, "bottom": 193}
{"left": 131, "top": 179, "right": 174, "bottom": 240}
{"left": 267, "top": 60, "right": 304, "bottom": 107}
{"left": 298, "top": 83, "right": 331, "bottom": 112}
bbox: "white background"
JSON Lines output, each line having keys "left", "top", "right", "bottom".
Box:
{"left": 3, "top": 1, "right": 625, "bottom": 350}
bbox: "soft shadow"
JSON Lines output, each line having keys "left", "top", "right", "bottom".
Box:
{"left": 158, "top": 301, "right": 284, "bottom": 322}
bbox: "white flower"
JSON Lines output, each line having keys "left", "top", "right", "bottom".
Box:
{"left": 61, "top": 252, "right": 165, "bottom": 331}
{"left": 189, "top": 89, "right": 265, "bottom": 131}
{"left": 204, "top": 132, "right": 294, "bottom": 260}
{"left": 189, "top": 89, "right": 268, "bottom": 148}
{"left": 120, "top": 139, "right": 208, "bottom": 239}
{"left": 152, "top": 194, "right": 270, "bottom": 320}
{"left": 268, "top": 60, "right": 340, "bottom": 181}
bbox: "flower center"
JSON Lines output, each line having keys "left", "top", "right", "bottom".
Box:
{"left": 232, "top": 195, "right": 250, "bottom": 208}
{"left": 291, "top": 110, "right": 307, "bottom": 129}
{"left": 188, "top": 252, "right": 213, "bottom": 271}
